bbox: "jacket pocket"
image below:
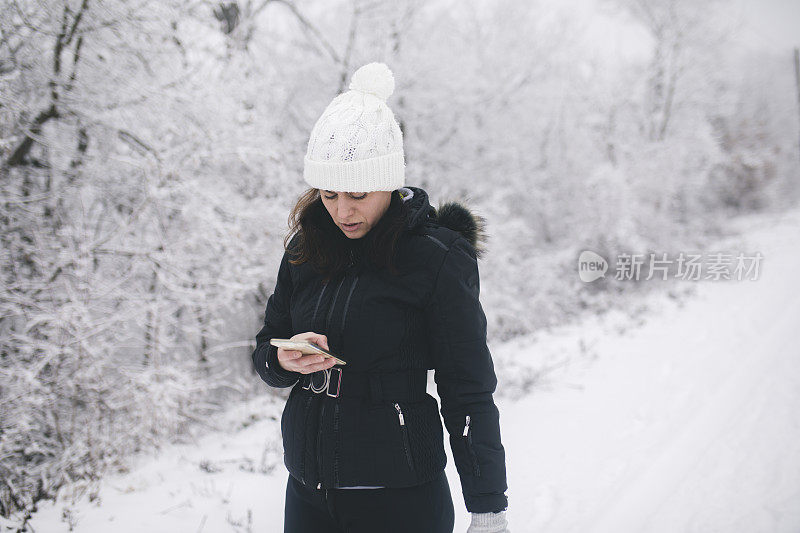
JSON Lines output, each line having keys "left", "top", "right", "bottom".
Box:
{"left": 393, "top": 402, "right": 415, "bottom": 471}
{"left": 463, "top": 414, "right": 481, "bottom": 477}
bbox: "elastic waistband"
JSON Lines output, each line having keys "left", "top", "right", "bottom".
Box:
{"left": 299, "top": 368, "right": 429, "bottom": 402}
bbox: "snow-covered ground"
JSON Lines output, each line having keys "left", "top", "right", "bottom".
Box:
{"left": 18, "top": 207, "right": 800, "bottom": 532}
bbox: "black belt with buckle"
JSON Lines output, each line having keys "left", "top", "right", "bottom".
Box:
{"left": 300, "top": 367, "right": 428, "bottom": 403}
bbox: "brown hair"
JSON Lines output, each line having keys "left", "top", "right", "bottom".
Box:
{"left": 282, "top": 188, "right": 409, "bottom": 281}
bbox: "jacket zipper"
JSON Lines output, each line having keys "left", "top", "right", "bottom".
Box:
{"left": 394, "top": 403, "right": 414, "bottom": 471}
{"left": 331, "top": 259, "right": 358, "bottom": 487}
{"left": 325, "top": 276, "right": 345, "bottom": 331}
{"left": 463, "top": 414, "right": 481, "bottom": 476}
{"left": 310, "top": 277, "right": 329, "bottom": 490}
{"left": 340, "top": 275, "right": 359, "bottom": 337}
{"left": 316, "top": 399, "right": 325, "bottom": 489}
{"left": 314, "top": 250, "right": 359, "bottom": 490}
{"left": 311, "top": 280, "right": 329, "bottom": 327}
{"left": 338, "top": 249, "right": 359, "bottom": 339}
{"left": 300, "top": 393, "right": 313, "bottom": 485}
{"left": 333, "top": 402, "right": 340, "bottom": 486}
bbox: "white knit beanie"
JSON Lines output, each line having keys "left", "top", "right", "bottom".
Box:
{"left": 303, "top": 62, "right": 405, "bottom": 192}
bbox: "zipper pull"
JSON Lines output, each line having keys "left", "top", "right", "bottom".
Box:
{"left": 463, "top": 415, "right": 471, "bottom": 437}
{"left": 317, "top": 482, "right": 322, "bottom": 489}
{"left": 394, "top": 403, "right": 405, "bottom": 426}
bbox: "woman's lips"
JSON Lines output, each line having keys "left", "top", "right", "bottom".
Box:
{"left": 342, "top": 222, "right": 361, "bottom": 232}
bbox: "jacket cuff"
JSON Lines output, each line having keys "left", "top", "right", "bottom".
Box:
{"left": 465, "top": 493, "right": 508, "bottom": 514}
{"left": 266, "top": 344, "right": 301, "bottom": 386}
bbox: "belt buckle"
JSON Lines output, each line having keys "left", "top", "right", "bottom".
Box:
{"left": 302, "top": 367, "right": 342, "bottom": 398}
{"left": 326, "top": 367, "right": 342, "bottom": 398}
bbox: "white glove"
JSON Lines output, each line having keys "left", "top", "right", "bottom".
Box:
{"left": 466, "top": 510, "right": 510, "bottom": 533}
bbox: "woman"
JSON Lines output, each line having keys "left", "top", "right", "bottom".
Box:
{"left": 251, "top": 62, "right": 510, "bottom": 533}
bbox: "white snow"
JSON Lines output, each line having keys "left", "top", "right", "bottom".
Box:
{"left": 20, "top": 207, "right": 800, "bottom": 532}
{"left": 501, "top": 208, "right": 800, "bottom": 532}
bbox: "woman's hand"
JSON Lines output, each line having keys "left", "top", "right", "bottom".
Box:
{"left": 276, "top": 332, "right": 337, "bottom": 374}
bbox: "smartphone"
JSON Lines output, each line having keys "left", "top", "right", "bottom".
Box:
{"left": 269, "top": 338, "right": 347, "bottom": 366}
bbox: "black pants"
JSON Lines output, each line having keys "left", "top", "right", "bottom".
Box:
{"left": 284, "top": 470, "right": 455, "bottom": 533}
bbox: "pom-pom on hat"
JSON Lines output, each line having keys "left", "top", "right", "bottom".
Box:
{"left": 303, "top": 62, "right": 405, "bottom": 192}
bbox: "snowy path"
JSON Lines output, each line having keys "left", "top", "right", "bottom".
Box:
{"left": 501, "top": 208, "right": 800, "bottom": 532}
{"left": 21, "top": 208, "right": 800, "bottom": 533}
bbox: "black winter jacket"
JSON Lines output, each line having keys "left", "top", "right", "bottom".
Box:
{"left": 251, "top": 186, "right": 508, "bottom": 514}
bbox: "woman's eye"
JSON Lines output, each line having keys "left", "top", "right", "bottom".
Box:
{"left": 323, "top": 192, "right": 366, "bottom": 200}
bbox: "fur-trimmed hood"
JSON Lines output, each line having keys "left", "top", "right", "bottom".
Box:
{"left": 399, "top": 186, "right": 488, "bottom": 259}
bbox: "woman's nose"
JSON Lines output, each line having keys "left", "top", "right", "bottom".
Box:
{"left": 337, "top": 198, "right": 355, "bottom": 217}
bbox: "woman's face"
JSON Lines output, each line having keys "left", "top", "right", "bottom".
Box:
{"left": 320, "top": 189, "right": 391, "bottom": 239}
